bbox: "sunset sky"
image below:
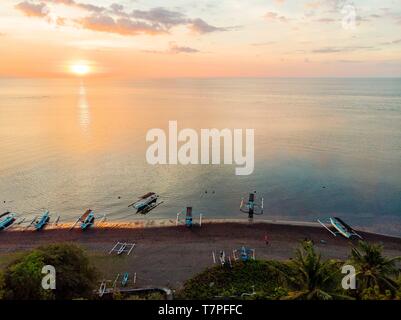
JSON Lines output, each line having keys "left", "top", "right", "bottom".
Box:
{"left": 0, "top": 0, "right": 400, "bottom": 78}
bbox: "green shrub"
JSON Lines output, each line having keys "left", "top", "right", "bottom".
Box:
{"left": 176, "top": 260, "right": 287, "bottom": 300}
{"left": 1, "top": 243, "right": 98, "bottom": 300}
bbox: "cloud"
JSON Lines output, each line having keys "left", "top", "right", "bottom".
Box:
{"left": 316, "top": 18, "right": 336, "bottom": 23}
{"left": 132, "top": 7, "right": 188, "bottom": 27}
{"left": 250, "top": 41, "right": 277, "bottom": 46}
{"left": 264, "top": 11, "right": 289, "bottom": 23}
{"left": 168, "top": 42, "right": 199, "bottom": 53}
{"left": 110, "top": 3, "right": 125, "bottom": 14}
{"left": 143, "top": 42, "right": 200, "bottom": 54}
{"left": 312, "top": 47, "right": 347, "bottom": 53}
{"left": 42, "top": 0, "right": 105, "bottom": 13}
{"left": 189, "top": 18, "right": 227, "bottom": 33}
{"left": 76, "top": 11, "right": 226, "bottom": 37}
{"left": 337, "top": 59, "right": 363, "bottom": 63}
{"left": 15, "top": 1, "right": 48, "bottom": 18}
{"left": 76, "top": 3, "right": 104, "bottom": 13}
{"left": 304, "top": 1, "right": 321, "bottom": 9}
{"left": 79, "top": 14, "right": 165, "bottom": 36}
{"left": 15, "top": 1, "right": 229, "bottom": 36}
{"left": 312, "top": 46, "right": 374, "bottom": 53}
{"left": 380, "top": 39, "right": 401, "bottom": 46}
{"left": 132, "top": 8, "right": 227, "bottom": 34}
{"left": 322, "top": 0, "right": 349, "bottom": 10}
{"left": 55, "top": 16, "right": 66, "bottom": 26}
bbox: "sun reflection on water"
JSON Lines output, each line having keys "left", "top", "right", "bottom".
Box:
{"left": 78, "top": 81, "right": 90, "bottom": 132}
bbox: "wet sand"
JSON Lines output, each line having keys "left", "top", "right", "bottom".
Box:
{"left": 1, "top": 220, "right": 401, "bottom": 289}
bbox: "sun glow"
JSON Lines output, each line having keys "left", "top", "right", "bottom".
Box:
{"left": 70, "top": 63, "right": 90, "bottom": 76}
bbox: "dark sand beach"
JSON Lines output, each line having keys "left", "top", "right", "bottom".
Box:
{"left": 1, "top": 220, "right": 401, "bottom": 289}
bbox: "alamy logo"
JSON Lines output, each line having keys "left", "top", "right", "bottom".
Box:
{"left": 146, "top": 121, "right": 255, "bottom": 175}
{"left": 341, "top": 4, "right": 356, "bottom": 30}
{"left": 341, "top": 264, "right": 356, "bottom": 290}
{"left": 41, "top": 265, "right": 56, "bottom": 290}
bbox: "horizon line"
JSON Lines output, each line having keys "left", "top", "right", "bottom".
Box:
{"left": 1, "top": 75, "right": 401, "bottom": 81}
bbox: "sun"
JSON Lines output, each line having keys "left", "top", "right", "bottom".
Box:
{"left": 70, "top": 63, "right": 90, "bottom": 76}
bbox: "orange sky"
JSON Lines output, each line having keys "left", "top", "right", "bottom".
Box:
{"left": 0, "top": 0, "right": 400, "bottom": 78}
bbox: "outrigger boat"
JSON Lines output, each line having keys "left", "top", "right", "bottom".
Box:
{"left": 185, "top": 207, "right": 193, "bottom": 228}
{"left": 175, "top": 206, "right": 203, "bottom": 228}
{"left": 70, "top": 209, "right": 106, "bottom": 231}
{"left": 233, "top": 246, "right": 256, "bottom": 262}
{"left": 240, "top": 192, "right": 264, "bottom": 219}
{"left": 80, "top": 209, "right": 95, "bottom": 230}
{"left": 98, "top": 281, "right": 107, "bottom": 297}
{"left": 34, "top": 210, "right": 50, "bottom": 231}
{"left": 70, "top": 209, "right": 95, "bottom": 230}
{"left": 0, "top": 212, "right": 16, "bottom": 231}
{"left": 128, "top": 192, "right": 163, "bottom": 214}
{"left": 25, "top": 210, "right": 51, "bottom": 231}
{"left": 98, "top": 272, "right": 136, "bottom": 297}
{"left": 317, "top": 217, "right": 363, "bottom": 239}
{"left": 25, "top": 211, "right": 60, "bottom": 231}
{"left": 121, "top": 272, "right": 130, "bottom": 287}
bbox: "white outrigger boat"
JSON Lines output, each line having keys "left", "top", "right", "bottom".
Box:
{"left": 318, "top": 217, "right": 363, "bottom": 239}
{"left": 128, "top": 192, "right": 162, "bottom": 214}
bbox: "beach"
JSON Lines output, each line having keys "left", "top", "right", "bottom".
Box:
{"left": 1, "top": 220, "right": 401, "bottom": 289}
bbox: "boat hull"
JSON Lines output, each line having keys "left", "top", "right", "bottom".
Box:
{"left": 0, "top": 214, "right": 16, "bottom": 231}
{"left": 81, "top": 213, "right": 95, "bottom": 230}
{"left": 330, "top": 217, "right": 351, "bottom": 238}
{"left": 34, "top": 211, "right": 50, "bottom": 231}
{"left": 134, "top": 194, "right": 159, "bottom": 211}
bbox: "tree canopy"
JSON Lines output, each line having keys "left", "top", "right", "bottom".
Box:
{"left": 0, "top": 243, "right": 98, "bottom": 300}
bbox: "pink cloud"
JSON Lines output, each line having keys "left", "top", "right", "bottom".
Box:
{"left": 265, "top": 11, "right": 289, "bottom": 23}
{"left": 78, "top": 14, "right": 165, "bottom": 36}
{"left": 15, "top": 1, "right": 48, "bottom": 18}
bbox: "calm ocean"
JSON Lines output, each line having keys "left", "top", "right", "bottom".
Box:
{"left": 0, "top": 78, "right": 400, "bottom": 235}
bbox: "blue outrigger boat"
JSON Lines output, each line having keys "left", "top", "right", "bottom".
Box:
{"left": 0, "top": 212, "right": 16, "bottom": 231}
{"left": 185, "top": 207, "right": 193, "bottom": 227}
{"left": 34, "top": 210, "right": 50, "bottom": 231}
{"left": 240, "top": 192, "right": 264, "bottom": 219}
{"left": 70, "top": 209, "right": 105, "bottom": 231}
{"left": 176, "top": 206, "right": 203, "bottom": 227}
{"left": 80, "top": 209, "right": 95, "bottom": 230}
{"left": 239, "top": 246, "right": 255, "bottom": 262}
{"left": 121, "top": 272, "right": 129, "bottom": 287}
{"left": 69, "top": 209, "right": 95, "bottom": 230}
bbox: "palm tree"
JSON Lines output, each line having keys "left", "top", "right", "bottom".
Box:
{"left": 283, "top": 240, "right": 350, "bottom": 300}
{"left": 349, "top": 241, "right": 401, "bottom": 294}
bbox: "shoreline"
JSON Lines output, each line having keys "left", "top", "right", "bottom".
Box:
{"left": 5, "top": 218, "right": 401, "bottom": 240}
{"left": 2, "top": 220, "right": 401, "bottom": 288}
